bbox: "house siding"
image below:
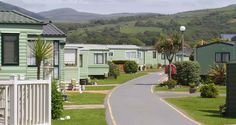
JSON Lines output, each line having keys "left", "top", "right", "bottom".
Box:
{"left": 0, "top": 24, "right": 42, "bottom": 80}
{"left": 195, "top": 43, "right": 234, "bottom": 75}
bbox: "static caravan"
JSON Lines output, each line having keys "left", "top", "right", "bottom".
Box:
{"left": 64, "top": 44, "right": 109, "bottom": 81}
{"left": 195, "top": 42, "right": 234, "bottom": 75}
{"left": 0, "top": 10, "right": 66, "bottom": 80}
{"left": 107, "top": 45, "right": 143, "bottom": 65}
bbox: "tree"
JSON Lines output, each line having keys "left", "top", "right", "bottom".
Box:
{"left": 155, "top": 34, "right": 181, "bottom": 79}
{"left": 30, "top": 37, "right": 53, "bottom": 79}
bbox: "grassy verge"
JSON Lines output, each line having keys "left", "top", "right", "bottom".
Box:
{"left": 64, "top": 92, "right": 106, "bottom": 105}
{"left": 92, "top": 72, "right": 148, "bottom": 85}
{"left": 155, "top": 85, "right": 226, "bottom": 94}
{"left": 155, "top": 85, "right": 189, "bottom": 92}
{"left": 85, "top": 86, "right": 115, "bottom": 90}
{"left": 52, "top": 109, "right": 106, "bottom": 125}
{"left": 166, "top": 96, "right": 236, "bottom": 125}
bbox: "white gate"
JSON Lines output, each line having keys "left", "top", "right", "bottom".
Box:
{"left": 0, "top": 75, "right": 51, "bottom": 125}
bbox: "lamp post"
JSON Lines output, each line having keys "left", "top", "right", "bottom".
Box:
{"left": 180, "top": 26, "right": 186, "bottom": 62}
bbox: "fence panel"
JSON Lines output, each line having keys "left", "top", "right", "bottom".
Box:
{"left": 0, "top": 76, "right": 51, "bottom": 125}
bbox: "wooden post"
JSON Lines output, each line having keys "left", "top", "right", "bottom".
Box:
{"left": 226, "top": 62, "right": 236, "bottom": 117}
{"left": 48, "top": 74, "right": 52, "bottom": 125}
{"left": 9, "top": 75, "right": 18, "bottom": 125}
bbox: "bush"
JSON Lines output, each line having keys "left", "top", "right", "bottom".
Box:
{"left": 219, "top": 104, "right": 227, "bottom": 116}
{"left": 124, "top": 61, "right": 138, "bottom": 73}
{"left": 200, "top": 83, "right": 219, "bottom": 98}
{"left": 208, "top": 64, "right": 226, "bottom": 85}
{"left": 173, "top": 61, "right": 200, "bottom": 85}
{"left": 162, "top": 80, "right": 177, "bottom": 89}
{"left": 112, "top": 60, "right": 129, "bottom": 64}
{"left": 51, "top": 80, "right": 63, "bottom": 119}
{"left": 108, "top": 61, "right": 120, "bottom": 79}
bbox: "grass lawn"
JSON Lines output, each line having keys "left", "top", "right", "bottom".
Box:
{"left": 92, "top": 72, "right": 148, "bottom": 85}
{"left": 155, "top": 85, "right": 189, "bottom": 92}
{"left": 85, "top": 86, "right": 115, "bottom": 90}
{"left": 64, "top": 92, "right": 106, "bottom": 105}
{"left": 166, "top": 96, "right": 236, "bottom": 125}
{"left": 52, "top": 109, "right": 106, "bottom": 125}
{"left": 155, "top": 85, "right": 226, "bottom": 94}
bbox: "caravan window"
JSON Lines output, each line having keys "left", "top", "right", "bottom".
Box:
{"left": 64, "top": 49, "right": 77, "bottom": 66}
{"left": 215, "top": 52, "right": 230, "bottom": 63}
{"left": 2, "top": 34, "right": 19, "bottom": 66}
{"left": 94, "top": 53, "right": 105, "bottom": 64}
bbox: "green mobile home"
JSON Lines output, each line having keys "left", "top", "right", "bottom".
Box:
{"left": 0, "top": 10, "right": 66, "bottom": 80}
{"left": 64, "top": 44, "right": 161, "bottom": 81}
{"left": 64, "top": 44, "right": 109, "bottom": 81}
{"left": 107, "top": 45, "right": 160, "bottom": 68}
{"left": 195, "top": 42, "right": 234, "bottom": 75}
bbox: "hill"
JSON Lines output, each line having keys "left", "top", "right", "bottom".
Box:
{"left": 57, "top": 4, "right": 236, "bottom": 46}
{"left": 38, "top": 8, "right": 160, "bottom": 23}
{"left": 0, "top": 1, "right": 44, "bottom": 19}
{"left": 38, "top": 8, "right": 103, "bottom": 23}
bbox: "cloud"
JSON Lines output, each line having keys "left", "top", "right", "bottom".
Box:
{"left": 2, "top": 0, "right": 236, "bottom": 14}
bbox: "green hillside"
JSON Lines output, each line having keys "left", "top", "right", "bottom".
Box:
{"left": 56, "top": 4, "right": 236, "bottom": 46}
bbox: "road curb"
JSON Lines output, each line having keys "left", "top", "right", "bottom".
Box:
{"left": 159, "top": 98, "right": 202, "bottom": 125}
{"left": 151, "top": 73, "right": 168, "bottom": 93}
{"left": 150, "top": 74, "right": 201, "bottom": 125}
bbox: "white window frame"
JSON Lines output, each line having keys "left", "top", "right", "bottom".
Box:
{"left": 64, "top": 49, "right": 77, "bottom": 66}
{"left": 125, "top": 51, "right": 137, "bottom": 59}
{"left": 94, "top": 53, "right": 107, "bottom": 64}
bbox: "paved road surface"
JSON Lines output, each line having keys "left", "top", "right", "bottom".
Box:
{"left": 106, "top": 73, "right": 197, "bottom": 125}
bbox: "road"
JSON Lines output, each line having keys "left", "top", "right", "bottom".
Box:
{"left": 106, "top": 73, "right": 197, "bottom": 125}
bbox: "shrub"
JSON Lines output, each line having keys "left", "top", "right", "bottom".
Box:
{"left": 124, "top": 61, "right": 138, "bottom": 73}
{"left": 108, "top": 61, "right": 120, "bottom": 79}
{"left": 162, "top": 80, "right": 177, "bottom": 89}
{"left": 200, "top": 83, "right": 219, "bottom": 98}
{"left": 173, "top": 61, "right": 200, "bottom": 85}
{"left": 51, "top": 80, "right": 63, "bottom": 119}
{"left": 219, "top": 104, "right": 227, "bottom": 116}
{"left": 208, "top": 64, "right": 226, "bottom": 85}
{"left": 189, "top": 83, "right": 197, "bottom": 93}
{"left": 112, "top": 60, "right": 129, "bottom": 64}
{"left": 157, "top": 63, "right": 162, "bottom": 69}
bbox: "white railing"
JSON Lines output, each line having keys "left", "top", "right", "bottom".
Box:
{"left": 0, "top": 75, "right": 51, "bottom": 125}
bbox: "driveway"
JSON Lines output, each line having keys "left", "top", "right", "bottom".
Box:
{"left": 106, "top": 73, "right": 197, "bottom": 125}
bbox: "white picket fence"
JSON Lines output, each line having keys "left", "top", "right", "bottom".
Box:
{"left": 0, "top": 75, "right": 51, "bottom": 125}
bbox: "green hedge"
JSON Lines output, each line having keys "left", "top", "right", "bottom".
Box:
{"left": 51, "top": 80, "right": 63, "bottom": 119}
{"left": 108, "top": 61, "right": 120, "bottom": 79}
{"left": 112, "top": 60, "right": 129, "bottom": 64}
{"left": 124, "top": 61, "right": 138, "bottom": 73}
{"left": 173, "top": 61, "right": 200, "bottom": 85}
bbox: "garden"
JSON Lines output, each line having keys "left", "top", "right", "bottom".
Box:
{"left": 52, "top": 60, "right": 160, "bottom": 125}
{"left": 154, "top": 60, "right": 235, "bottom": 125}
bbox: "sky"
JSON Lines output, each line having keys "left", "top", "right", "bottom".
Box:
{"left": 2, "top": 0, "right": 236, "bottom": 14}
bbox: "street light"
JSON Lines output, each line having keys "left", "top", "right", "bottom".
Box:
{"left": 180, "top": 26, "right": 186, "bottom": 62}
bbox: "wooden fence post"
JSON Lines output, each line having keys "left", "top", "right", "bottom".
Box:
{"left": 9, "top": 75, "right": 18, "bottom": 125}
{"left": 48, "top": 74, "right": 52, "bottom": 125}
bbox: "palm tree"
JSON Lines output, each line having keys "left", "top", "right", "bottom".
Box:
{"left": 155, "top": 34, "right": 181, "bottom": 79}
{"left": 30, "top": 37, "right": 53, "bottom": 80}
